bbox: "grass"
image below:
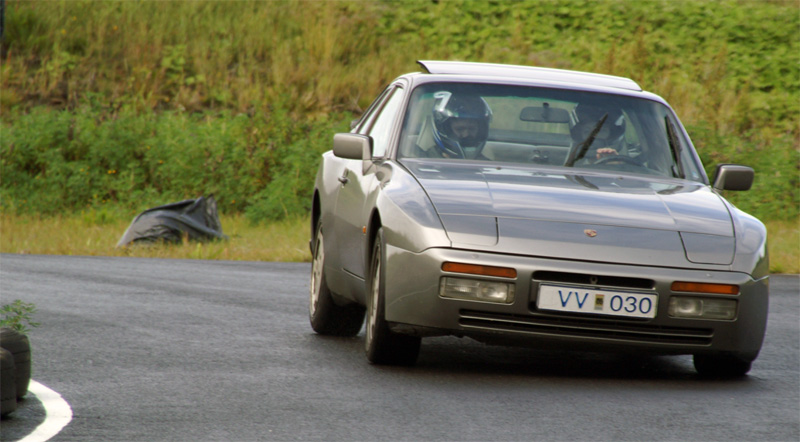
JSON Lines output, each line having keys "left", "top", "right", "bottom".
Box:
{"left": 766, "top": 219, "right": 800, "bottom": 274}
{"left": 2, "top": 1, "right": 797, "bottom": 223}
{"left": 0, "top": 1, "right": 796, "bottom": 270}
{"left": 0, "top": 212, "right": 311, "bottom": 263}
{"left": 1, "top": 213, "right": 797, "bottom": 274}
{"left": 3, "top": 1, "right": 797, "bottom": 127}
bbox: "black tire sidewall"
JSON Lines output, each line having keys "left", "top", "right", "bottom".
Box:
{"left": 308, "top": 222, "right": 365, "bottom": 337}
{"left": 309, "top": 223, "right": 334, "bottom": 331}
{"left": 0, "top": 347, "right": 17, "bottom": 417}
{"left": 0, "top": 327, "right": 30, "bottom": 399}
{"left": 365, "top": 233, "right": 386, "bottom": 362}
{"left": 693, "top": 353, "right": 752, "bottom": 378}
{"left": 365, "top": 228, "right": 420, "bottom": 365}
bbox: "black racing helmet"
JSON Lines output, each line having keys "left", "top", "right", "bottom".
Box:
{"left": 431, "top": 92, "right": 492, "bottom": 158}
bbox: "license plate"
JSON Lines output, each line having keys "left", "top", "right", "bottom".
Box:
{"left": 537, "top": 284, "right": 657, "bottom": 319}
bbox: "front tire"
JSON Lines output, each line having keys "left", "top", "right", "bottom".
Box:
{"left": 365, "top": 228, "right": 421, "bottom": 366}
{"left": 309, "top": 222, "right": 365, "bottom": 336}
{"left": 693, "top": 354, "right": 752, "bottom": 378}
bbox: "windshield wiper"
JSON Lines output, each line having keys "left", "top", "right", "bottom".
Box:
{"left": 565, "top": 113, "right": 608, "bottom": 167}
{"left": 664, "top": 116, "right": 685, "bottom": 178}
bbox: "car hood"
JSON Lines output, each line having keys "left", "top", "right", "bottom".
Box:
{"left": 404, "top": 161, "right": 735, "bottom": 267}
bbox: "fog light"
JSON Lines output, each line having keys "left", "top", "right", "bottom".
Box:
{"left": 669, "top": 297, "right": 702, "bottom": 317}
{"left": 668, "top": 297, "right": 737, "bottom": 320}
{"left": 439, "top": 277, "right": 514, "bottom": 304}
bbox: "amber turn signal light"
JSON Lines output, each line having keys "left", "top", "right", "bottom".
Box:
{"left": 671, "top": 281, "right": 739, "bottom": 295}
{"left": 441, "top": 262, "right": 517, "bottom": 279}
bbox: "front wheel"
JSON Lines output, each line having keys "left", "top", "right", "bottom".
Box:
{"left": 365, "top": 228, "right": 421, "bottom": 365}
{"left": 693, "top": 354, "right": 753, "bottom": 378}
{"left": 309, "top": 222, "right": 365, "bottom": 336}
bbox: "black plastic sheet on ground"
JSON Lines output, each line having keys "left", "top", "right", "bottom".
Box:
{"left": 117, "top": 196, "right": 228, "bottom": 247}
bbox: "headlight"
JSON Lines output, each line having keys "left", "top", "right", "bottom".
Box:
{"left": 668, "top": 296, "right": 737, "bottom": 320}
{"left": 439, "top": 277, "right": 515, "bottom": 304}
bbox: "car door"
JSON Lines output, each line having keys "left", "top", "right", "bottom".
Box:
{"left": 333, "top": 85, "right": 405, "bottom": 280}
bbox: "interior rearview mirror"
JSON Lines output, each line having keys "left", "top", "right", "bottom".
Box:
{"left": 520, "top": 105, "right": 570, "bottom": 123}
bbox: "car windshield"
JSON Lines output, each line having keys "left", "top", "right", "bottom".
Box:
{"left": 397, "top": 82, "right": 704, "bottom": 181}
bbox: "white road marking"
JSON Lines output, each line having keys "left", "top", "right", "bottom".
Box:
{"left": 19, "top": 380, "right": 73, "bottom": 442}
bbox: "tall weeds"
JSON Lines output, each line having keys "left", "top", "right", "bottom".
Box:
{"left": 1, "top": 0, "right": 797, "bottom": 222}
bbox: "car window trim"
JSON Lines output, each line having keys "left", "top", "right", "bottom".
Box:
{"left": 365, "top": 86, "right": 407, "bottom": 160}
{"left": 354, "top": 85, "right": 394, "bottom": 134}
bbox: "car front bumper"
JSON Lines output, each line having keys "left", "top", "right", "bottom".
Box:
{"left": 384, "top": 245, "right": 768, "bottom": 360}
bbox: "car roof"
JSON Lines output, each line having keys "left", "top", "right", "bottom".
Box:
{"left": 417, "top": 60, "right": 643, "bottom": 92}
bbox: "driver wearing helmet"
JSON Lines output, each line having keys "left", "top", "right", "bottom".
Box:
{"left": 571, "top": 103, "right": 627, "bottom": 161}
{"left": 413, "top": 92, "right": 493, "bottom": 160}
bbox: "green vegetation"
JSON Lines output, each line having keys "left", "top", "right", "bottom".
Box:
{"left": 1, "top": 102, "right": 349, "bottom": 219}
{"left": 1, "top": 1, "right": 797, "bottom": 239}
{"left": 0, "top": 300, "right": 39, "bottom": 334}
{"left": 1, "top": 212, "right": 310, "bottom": 262}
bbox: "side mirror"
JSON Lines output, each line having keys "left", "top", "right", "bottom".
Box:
{"left": 333, "top": 133, "right": 371, "bottom": 160}
{"left": 713, "top": 164, "right": 754, "bottom": 191}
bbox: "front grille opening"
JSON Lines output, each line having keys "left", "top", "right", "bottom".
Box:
{"left": 459, "top": 309, "right": 713, "bottom": 346}
{"left": 533, "top": 270, "right": 654, "bottom": 290}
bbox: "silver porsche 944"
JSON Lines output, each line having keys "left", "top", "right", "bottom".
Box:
{"left": 309, "top": 61, "right": 768, "bottom": 376}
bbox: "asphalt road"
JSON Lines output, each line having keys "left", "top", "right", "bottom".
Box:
{"left": 1, "top": 254, "right": 798, "bottom": 441}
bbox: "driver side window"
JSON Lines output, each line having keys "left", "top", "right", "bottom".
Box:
{"left": 354, "top": 87, "right": 392, "bottom": 134}
{"left": 366, "top": 88, "right": 404, "bottom": 158}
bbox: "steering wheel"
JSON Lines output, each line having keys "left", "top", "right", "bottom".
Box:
{"left": 594, "top": 155, "right": 644, "bottom": 167}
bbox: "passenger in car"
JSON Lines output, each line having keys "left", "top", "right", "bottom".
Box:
{"left": 411, "top": 91, "right": 493, "bottom": 160}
